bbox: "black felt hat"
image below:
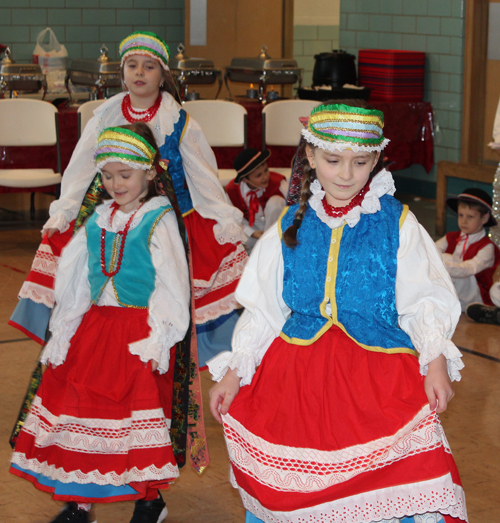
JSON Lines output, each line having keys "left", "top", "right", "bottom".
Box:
{"left": 233, "top": 148, "right": 271, "bottom": 184}
{"left": 446, "top": 188, "right": 497, "bottom": 227}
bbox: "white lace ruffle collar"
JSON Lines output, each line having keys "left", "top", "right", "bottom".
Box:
{"left": 95, "top": 196, "right": 171, "bottom": 232}
{"left": 308, "top": 169, "right": 396, "bottom": 229}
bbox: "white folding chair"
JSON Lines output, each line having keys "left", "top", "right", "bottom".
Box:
{"left": 261, "top": 100, "right": 321, "bottom": 180}
{"left": 262, "top": 99, "right": 321, "bottom": 147}
{"left": 77, "top": 99, "right": 106, "bottom": 137}
{"left": 183, "top": 100, "right": 247, "bottom": 186}
{"left": 0, "top": 99, "right": 62, "bottom": 219}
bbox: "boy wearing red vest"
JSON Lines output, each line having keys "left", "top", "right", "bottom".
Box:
{"left": 435, "top": 188, "right": 500, "bottom": 313}
{"left": 226, "top": 148, "right": 288, "bottom": 251}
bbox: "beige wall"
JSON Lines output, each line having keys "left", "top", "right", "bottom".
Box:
{"left": 184, "top": 0, "right": 291, "bottom": 99}
{"left": 294, "top": 0, "right": 340, "bottom": 26}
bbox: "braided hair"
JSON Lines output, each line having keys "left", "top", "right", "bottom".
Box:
{"left": 282, "top": 140, "right": 317, "bottom": 249}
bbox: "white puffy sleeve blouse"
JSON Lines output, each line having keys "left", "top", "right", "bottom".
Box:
{"left": 45, "top": 92, "right": 246, "bottom": 244}
{"left": 208, "top": 171, "right": 464, "bottom": 386}
{"left": 40, "top": 197, "right": 190, "bottom": 375}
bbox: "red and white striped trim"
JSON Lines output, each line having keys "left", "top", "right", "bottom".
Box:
{"left": 234, "top": 473, "right": 467, "bottom": 523}
{"left": 223, "top": 405, "right": 449, "bottom": 493}
{"left": 12, "top": 453, "right": 179, "bottom": 486}
{"left": 22, "top": 397, "right": 172, "bottom": 454}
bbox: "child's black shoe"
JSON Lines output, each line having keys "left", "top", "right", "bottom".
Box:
{"left": 466, "top": 302, "right": 500, "bottom": 325}
{"left": 49, "top": 503, "right": 91, "bottom": 522}
{"left": 129, "top": 494, "right": 167, "bottom": 523}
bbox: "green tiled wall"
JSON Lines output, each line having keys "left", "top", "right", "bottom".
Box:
{"left": 294, "top": 25, "right": 341, "bottom": 87}
{"left": 339, "top": 0, "right": 466, "bottom": 197}
{"left": 0, "top": 0, "right": 184, "bottom": 63}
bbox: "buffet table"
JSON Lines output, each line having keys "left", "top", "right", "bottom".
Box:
{"left": 0, "top": 98, "right": 434, "bottom": 195}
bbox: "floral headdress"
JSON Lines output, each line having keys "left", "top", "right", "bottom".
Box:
{"left": 95, "top": 127, "right": 156, "bottom": 171}
{"left": 301, "top": 103, "right": 390, "bottom": 153}
{"left": 119, "top": 31, "right": 170, "bottom": 70}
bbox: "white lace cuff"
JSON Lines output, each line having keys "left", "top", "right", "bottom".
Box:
{"left": 207, "top": 349, "right": 257, "bottom": 386}
{"left": 417, "top": 337, "right": 464, "bottom": 382}
{"left": 128, "top": 333, "right": 175, "bottom": 375}
{"left": 40, "top": 318, "right": 81, "bottom": 367}
{"left": 213, "top": 221, "right": 247, "bottom": 245}
{"left": 43, "top": 212, "right": 70, "bottom": 233}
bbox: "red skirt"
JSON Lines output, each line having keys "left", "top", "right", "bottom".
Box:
{"left": 223, "top": 326, "right": 467, "bottom": 523}
{"left": 183, "top": 210, "right": 247, "bottom": 325}
{"left": 11, "top": 305, "right": 178, "bottom": 503}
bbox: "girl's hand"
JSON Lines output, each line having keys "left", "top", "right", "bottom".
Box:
{"left": 424, "top": 354, "right": 454, "bottom": 414}
{"left": 251, "top": 230, "right": 264, "bottom": 239}
{"left": 151, "top": 360, "right": 158, "bottom": 372}
{"left": 209, "top": 368, "right": 241, "bottom": 423}
{"left": 43, "top": 228, "right": 58, "bottom": 238}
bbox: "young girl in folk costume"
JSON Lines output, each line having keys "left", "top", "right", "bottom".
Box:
{"left": 10, "top": 31, "right": 247, "bottom": 368}
{"left": 209, "top": 104, "right": 468, "bottom": 523}
{"left": 10, "top": 124, "right": 190, "bottom": 523}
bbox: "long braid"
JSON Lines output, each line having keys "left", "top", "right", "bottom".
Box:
{"left": 283, "top": 144, "right": 316, "bottom": 249}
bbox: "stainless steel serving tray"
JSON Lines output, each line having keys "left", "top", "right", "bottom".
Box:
{"left": 0, "top": 48, "right": 46, "bottom": 95}
{"left": 170, "top": 44, "right": 222, "bottom": 98}
{"left": 67, "top": 59, "right": 121, "bottom": 88}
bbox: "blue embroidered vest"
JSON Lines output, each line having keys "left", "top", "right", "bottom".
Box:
{"left": 86, "top": 203, "right": 173, "bottom": 308}
{"left": 279, "top": 195, "right": 415, "bottom": 355}
{"left": 158, "top": 109, "right": 193, "bottom": 215}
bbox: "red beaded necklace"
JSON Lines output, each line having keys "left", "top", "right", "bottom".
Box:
{"left": 122, "top": 93, "right": 162, "bottom": 123}
{"left": 100, "top": 202, "right": 144, "bottom": 277}
{"left": 321, "top": 180, "right": 371, "bottom": 218}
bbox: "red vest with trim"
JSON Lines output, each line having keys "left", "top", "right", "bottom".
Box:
{"left": 226, "top": 172, "right": 286, "bottom": 222}
{"left": 445, "top": 230, "right": 500, "bottom": 305}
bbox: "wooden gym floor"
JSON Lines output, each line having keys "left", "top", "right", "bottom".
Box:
{"left": 0, "top": 193, "right": 499, "bottom": 522}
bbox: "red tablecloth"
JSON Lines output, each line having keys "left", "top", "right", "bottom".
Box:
{"left": 0, "top": 99, "right": 433, "bottom": 195}
{"left": 213, "top": 99, "right": 434, "bottom": 173}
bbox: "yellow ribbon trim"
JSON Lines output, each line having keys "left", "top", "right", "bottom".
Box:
{"left": 310, "top": 111, "right": 384, "bottom": 127}
{"left": 279, "top": 206, "right": 416, "bottom": 356}
{"left": 180, "top": 112, "right": 190, "bottom": 144}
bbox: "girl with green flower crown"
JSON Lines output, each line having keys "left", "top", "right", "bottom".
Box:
{"left": 11, "top": 123, "right": 190, "bottom": 523}
{"left": 10, "top": 31, "right": 247, "bottom": 370}
{"left": 208, "top": 103, "right": 468, "bottom": 523}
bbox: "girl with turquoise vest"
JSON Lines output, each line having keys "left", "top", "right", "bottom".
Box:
{"left": 208, "top": 103, "right": 468, "bottom": 523}
{"left": 10, "top": 124, "right": 190, "bottom": 523}
{"left": 10, "top": 31, "right": 247, "bottom": 369}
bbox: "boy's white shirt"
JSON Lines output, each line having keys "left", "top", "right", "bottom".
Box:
{"left": 40, "top": 196, "right": 190, "bottom": 375}
{"left": 435, "top": 229, "right": 495, "bottom": 311}
{"left": 239, "top": 177, "right": 288, "bottom": 237}
{"left": 208, "top": 170, "right": 464, "bottom": 386}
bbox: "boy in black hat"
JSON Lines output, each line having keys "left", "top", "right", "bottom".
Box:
{"left": 226, "top": 148, "right": 287, "bottom": 251}
{"left": 435, "top": 188, "right": 500, "bottom": 313}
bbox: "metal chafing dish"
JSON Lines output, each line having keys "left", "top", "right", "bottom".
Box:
{"left": 225, "top": 45, "right": 302, "bottom": 101}
{"left": 66, "top": 45, "right": 121, "bottom": 99}
{"left": 169, "top": 44, "right": 222, "bottom": 101}
{"left": 0, "top": 47, "right": 47, "bottom": 98}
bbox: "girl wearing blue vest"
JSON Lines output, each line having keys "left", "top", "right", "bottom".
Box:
{"left": 10, "top": 31, "right": 247, "bottom": 369}
{"left": 10, "top": 124, "right": 190, "bottom": 523}
{"left": 208, "top": 104, "right": 468, "bottom": 523}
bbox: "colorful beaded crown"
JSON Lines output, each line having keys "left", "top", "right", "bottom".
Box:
{"left": 301, "top": 103, "right": 389, "bottom": 153}
{"left": 119, "top": 31, "right": 170, "bottom": 70}
{"left": 95, "top": 127, "right": 156, "bottom": 171}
